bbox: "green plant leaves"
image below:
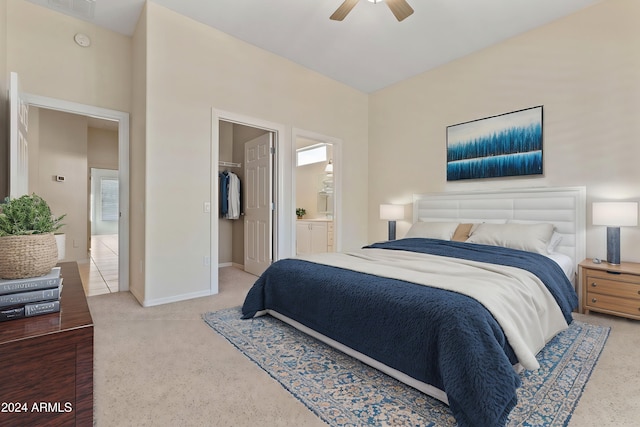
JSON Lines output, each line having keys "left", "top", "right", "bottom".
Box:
{"left": 0, "top": 194, "right": 66, "bottom": 236}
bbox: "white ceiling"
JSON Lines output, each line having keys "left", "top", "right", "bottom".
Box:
{"left": 27, "top": 0, "right": 602, "bottom": 93}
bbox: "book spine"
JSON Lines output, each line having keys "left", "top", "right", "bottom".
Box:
{"left": 0, "top": 277, "right": 62, "bottom": 296}
{"left": 24, "top": 300, "right": 61, "bottom": 317}
{"left": 0, "top": 306, "right": 26, "bottom": 322}
{"left": 0, "top": 287, "right": 61, "bottom": 308}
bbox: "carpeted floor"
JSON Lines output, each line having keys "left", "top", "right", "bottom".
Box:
{"left": 88, "top": 266, "right": 640, "bottom": 426}
{"left": 204, "top": 307, "right": 610, "bottom": 427}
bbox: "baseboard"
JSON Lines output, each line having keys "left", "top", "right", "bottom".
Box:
{"left": 129, "top": 287, "right": 145, "bottom": 306}
{"left": 218, "top": 262, "right": 244, "bottom": 269}
{"left": 142, "top": 289, "right": 213, "bottom": 307}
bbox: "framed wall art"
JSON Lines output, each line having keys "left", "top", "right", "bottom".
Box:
{"left": 446, "top": 106, "right": 543, "bottom": 181}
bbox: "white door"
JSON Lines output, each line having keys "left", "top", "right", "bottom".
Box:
{"left": 91, "top": 168, "right": 119, "bottom": 235}
{"left": 244, "top": 133, "right": 273, "bottom": 276}
{"left": 9, "top": 72, "right": 29, "bottom": 198}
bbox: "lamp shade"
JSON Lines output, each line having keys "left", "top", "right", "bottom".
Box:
{"left": 380, "top": 204, "right": 404, "bottom": 221}
{"left": 592, "top": 202, "right": 638, "bottom": 226}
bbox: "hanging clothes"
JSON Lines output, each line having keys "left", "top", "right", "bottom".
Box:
{"left": 219, "top": 171, "right": 230, "bottom": 217}
{"left": 227, "top": 172, "right": 241, "bottom": 219}
{"left": 219, "top": 170, "right": 242, "bottom": 219}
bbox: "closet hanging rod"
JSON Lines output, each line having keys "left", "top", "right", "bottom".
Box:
{"left": 218, "top": 161, "right": 241, "bottom": 168}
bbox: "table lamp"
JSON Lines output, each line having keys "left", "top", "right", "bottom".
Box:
{"left": 380, "top": 204, "right": 404, "bottom": 241}
{"left": 592, "top": 201, "right": 638, "bottom": 265}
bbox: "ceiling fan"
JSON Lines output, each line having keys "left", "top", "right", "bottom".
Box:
{"left": 330, "top": 0, "right": 414, "bottom": 22}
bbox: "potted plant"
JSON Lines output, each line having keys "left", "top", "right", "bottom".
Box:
{"left": 296, "top": 208, "right": 306, "bottom": 219}
{"left": 0, "top": 194, "right": 66, "bottom": 279}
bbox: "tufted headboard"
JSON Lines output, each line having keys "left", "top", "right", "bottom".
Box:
{"left": 412, "top": 187, "right": 586, "bottom": 267}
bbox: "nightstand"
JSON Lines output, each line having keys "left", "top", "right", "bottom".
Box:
{"left": 579, "top": 259, "right": 640, "bottom": 320}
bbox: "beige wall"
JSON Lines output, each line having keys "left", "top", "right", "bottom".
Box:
{"left": 130, "top": 3, "right": 147, "bottom": 302}
{"left": 36, "top": 109, "right": 89, "bottom": 261}
{"left": 5, "top": 0, "right": 131, "bottom": 112}
{"left": 24, "top": 108, "right": 118, "bottom": 262}
{"left": 141, "top": 3, "right": 368, "bottom": 305}
{"left": 368, "top": 0, "right": 640, "bottom": 262}
{"left": 88, "top": 127, "right": 118, "bottom": 170}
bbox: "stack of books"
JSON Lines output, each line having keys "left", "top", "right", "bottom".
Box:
{"left": 0, "top": 267, "right": 63, "bottom": 322}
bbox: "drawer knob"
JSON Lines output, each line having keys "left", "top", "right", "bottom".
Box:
{"left": 591, "top": 282, "right": 597, "bottom": 287}
{"left": 591, "top": 298, "right": 597, "bottom": 303}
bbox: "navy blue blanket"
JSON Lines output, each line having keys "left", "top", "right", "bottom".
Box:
{"left": 242, "top": 239, "right": 578, "bottom": 427}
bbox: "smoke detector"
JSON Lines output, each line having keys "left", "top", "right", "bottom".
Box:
{"left": 74, "top": 33, "right": 91, "bottom": 47}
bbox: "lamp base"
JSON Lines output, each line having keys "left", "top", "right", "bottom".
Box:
{"left": 388, "top": 221, "right": 396, "bottom": 241}
{"left": 606, "top": 226, "right": 621, "bottom": 265}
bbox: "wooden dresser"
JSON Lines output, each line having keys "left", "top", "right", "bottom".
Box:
{"left": 579, "top": 259, "right": 640, "bottom": 320}
{"left": 0, "top": 262, "right": 93, "bottom": 427}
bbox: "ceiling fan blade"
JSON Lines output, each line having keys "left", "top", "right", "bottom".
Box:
{"left": 386, "top": 0, "right": 414, "bottom": 21}
{"left": 330, "top": 0, "right": 359, "bottom": 21}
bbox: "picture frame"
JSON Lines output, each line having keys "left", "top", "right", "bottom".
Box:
{"left": 446, "top": 106, "right": 543, "bottom": 181}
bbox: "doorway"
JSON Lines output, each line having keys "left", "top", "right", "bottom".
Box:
{"left": 89, "top": 167, "right": 120, "bottom": 294}
{"left": 292, "top": 128, "right": 342, "bottom": 256}
{"left": 217, "top": 120, "right": 273, "bottom": 277}
{"left": 22, "top": 92, "right": 130, "bottom": 292}
{"left": 212, "top": 109, "right": 285, "bottom": 295}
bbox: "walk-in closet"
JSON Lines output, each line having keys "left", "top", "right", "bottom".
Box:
{"left": 217, "top": 120, "right": 270, "bottom": 271}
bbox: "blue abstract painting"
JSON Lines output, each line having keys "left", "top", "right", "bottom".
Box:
{"left": 447, "top": 106, "right": 543, "bottom": 181}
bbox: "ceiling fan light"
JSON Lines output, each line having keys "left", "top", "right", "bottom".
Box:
{"left": 367, "top": 0, "right": 383, "bottom": 3}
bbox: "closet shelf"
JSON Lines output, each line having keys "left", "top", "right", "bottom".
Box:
{"left": 218, "top": 161, "right": 241, "bottom": 168}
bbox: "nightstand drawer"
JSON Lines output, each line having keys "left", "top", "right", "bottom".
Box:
{"left": 580, "top": 260, "right": 640, "bottom": 320}
{"left": 585, "top": 292, "right": 640, "bottom": 317}
{"left": 586, "top": 270, "right": 640, "bottom": 285}
{"left": 585, "top": 276, "right": 640, "bottom": 300}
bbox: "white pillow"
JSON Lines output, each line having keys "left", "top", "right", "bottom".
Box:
{"left": 546, "top": 231, "right": 563, "bottom": 254}
{"left": 466, "top": 223, "right": 555, "bottom": 254}
{"left": 506, "top": 220, "right": 563, "bottom": 254}
{"left": 405, "top": 222, "right": 460, "bottom": 241}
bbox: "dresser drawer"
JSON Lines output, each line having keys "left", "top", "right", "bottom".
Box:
{"left": 585, "top": 275, "right": 640, "bottom": 300}
{"left": 585, "top": 292, "right": 640, "bottom": 318}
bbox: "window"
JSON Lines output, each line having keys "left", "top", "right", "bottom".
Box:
{"left": 100, "top": 178, "right": 119, "bottom": 221}
{"left": 296, "top": 144, "right": 327, "bottom": 167}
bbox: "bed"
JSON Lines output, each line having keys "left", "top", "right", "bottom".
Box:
{"left": 241, "top": 187, "right": 585, "bottom": 427}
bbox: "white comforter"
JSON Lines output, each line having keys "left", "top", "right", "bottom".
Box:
{"left": 297, "top": 248, "right": 569, "bottom": 370}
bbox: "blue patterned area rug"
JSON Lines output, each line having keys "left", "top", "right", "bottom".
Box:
{"left": 203, "top": 308, "right": 609, "bottom": 427}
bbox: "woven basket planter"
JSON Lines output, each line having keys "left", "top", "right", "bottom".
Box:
{"left": 0, "top": 233, "right": 58, "bottom": 279}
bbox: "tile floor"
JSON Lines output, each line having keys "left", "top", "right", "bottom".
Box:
{"left": 77, "top": 234, "right": 119, "bottom": 296}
